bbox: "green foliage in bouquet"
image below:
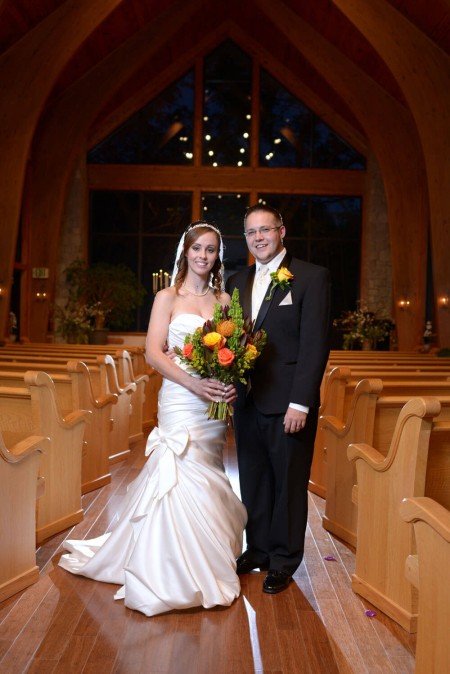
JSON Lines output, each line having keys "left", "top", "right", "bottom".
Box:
{"left": 174, "top": 288, "right": 267, "bottom": 420}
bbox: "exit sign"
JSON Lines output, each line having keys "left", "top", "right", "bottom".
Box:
{"left": 32, "top": 267, "right": 49, "bottom": 279}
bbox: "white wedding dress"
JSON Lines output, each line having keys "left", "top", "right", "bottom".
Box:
{"left": 59, "top": 314, "right": 247, "bottom": 617}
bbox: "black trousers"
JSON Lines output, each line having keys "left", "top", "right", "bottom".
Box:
{"left": 233, "top": 393, "right": 318, "bottom": 575}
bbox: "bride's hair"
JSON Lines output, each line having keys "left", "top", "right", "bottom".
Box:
{"left": 173, "top": 221, "right": 224, "bottom": 297}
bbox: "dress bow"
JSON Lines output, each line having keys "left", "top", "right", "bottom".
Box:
{"left": 145, "top": 425, "right": 189, "bottom": 499}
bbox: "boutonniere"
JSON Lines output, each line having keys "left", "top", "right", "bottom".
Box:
{"left": 266, "top": 266, "right": 294, "bottom": 300}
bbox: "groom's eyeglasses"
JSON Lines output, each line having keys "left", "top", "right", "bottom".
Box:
{"left": 243, "top": 226, "right": 282, "bottom": 239}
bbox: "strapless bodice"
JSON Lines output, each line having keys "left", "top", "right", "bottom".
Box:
{"left": 168, "top": 313, "right": 208, "bottom": 350}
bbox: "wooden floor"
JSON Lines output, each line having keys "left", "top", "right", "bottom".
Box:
{"left": 0, "top": 431, "right": 416, "bottom": 674}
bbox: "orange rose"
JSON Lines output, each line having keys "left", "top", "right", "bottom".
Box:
{"left": 217, "top": 347, "right": 235, "bottom": 367}
{"left": 182, "top": 343, "right": 194, "bottom": 360}
{"left": 203, "top": 332, "right": 226, "bottom": 350}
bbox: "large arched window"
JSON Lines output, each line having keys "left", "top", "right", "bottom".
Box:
{"left": 88, "top": 40, "right": 365, "bottom": 333}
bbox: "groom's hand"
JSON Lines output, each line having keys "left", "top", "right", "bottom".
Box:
{"left": 283, "top": 409, "right": 307, "bottom": 434}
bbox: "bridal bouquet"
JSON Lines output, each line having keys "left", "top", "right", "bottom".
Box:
{"left": 174, "top": 288, "right": 267, "bottom": 421}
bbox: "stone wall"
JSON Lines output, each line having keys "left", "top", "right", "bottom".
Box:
{"left": 360, "top": 151, "right": 392, "bottom": 318}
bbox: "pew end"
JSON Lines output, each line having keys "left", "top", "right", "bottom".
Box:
{"left": 0, "top": 431, "right": 49, "bottom": 602}
{"left": 400, "top": 497, "right": 450, "bottom": 674}
{"left": 348, "top": 397, "right": 448, "bottom": 632}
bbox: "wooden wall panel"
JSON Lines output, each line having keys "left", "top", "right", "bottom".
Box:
{"left": 0, "top": 0, "right": 124, "bottom": 339}
{"left": 333, "top": 0, "right": 450, "bottom": 346}
{"left": 256, "top": 0, "right": 428, "bottom": 350}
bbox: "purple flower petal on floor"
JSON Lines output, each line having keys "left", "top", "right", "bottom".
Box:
{"left": 323, "top": 555, "right": 337, "bottom": 561}
{"left": 365, "top": 610, "right": 377, "bottom": 617}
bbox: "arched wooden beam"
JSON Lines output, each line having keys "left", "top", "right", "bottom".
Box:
{"left": 26, "top": 0, "right": 205, "bottom": 340}
{"left": 333, "top": 0, "right": 450, "bottom": 346}
{"left": 0, "top": 0, "right": 124, "bottom": 338}
{"left": 255, "top": 0, "right": 428, "bottom": 350}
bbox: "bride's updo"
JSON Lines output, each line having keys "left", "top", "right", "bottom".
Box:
{"left": 173, "top": 221, "right": 224, "bottom": 297}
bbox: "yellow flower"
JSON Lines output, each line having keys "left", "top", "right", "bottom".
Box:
{"left": 203, "top": 331, "right": 226, "bottom": 350}
{"left": 276, "top": 267, "right": 294, "bottom": 283}
{"left": 244, "top": 343, "right": 258, "bottom": 362}
{"left": 266, "top": 266, "right": 294, "bottom": 301}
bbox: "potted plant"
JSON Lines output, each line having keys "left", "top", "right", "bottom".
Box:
{"left": 54, "top": 259, "right": 147, "bottom": 344}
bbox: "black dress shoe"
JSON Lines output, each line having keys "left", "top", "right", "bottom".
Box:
{"left": 236, "top": 551, "right": 269, "bottom": 575}
{"left": 262, "top": 570, "right": 292, "bottom": 594}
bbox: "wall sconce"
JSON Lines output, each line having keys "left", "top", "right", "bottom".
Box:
{"left": 438, "top": 295, "right": 449, "bottom": 309}
{"left": 35, "top": 288, "right": 48, "bottom": 301}
{"left": 397, "top": 298, "right": 411, "bottom": 310}
{"left": 0, "top": 286, "right": 4, "bottom": 299}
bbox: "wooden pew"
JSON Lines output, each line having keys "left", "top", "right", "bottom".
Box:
{"left": 328, "top": 350, "right": 448, "bottom": 362}
{"left": 318, "top": 376, "right": 450, "bottom": 545}
{"left": 326, "top": 351, "right": 450, "bottom": 376}
{"left": 0, "top": 430, "right": 47, "bottom": 602}
{"left": 311, "top": 366, "right": 450, "bottom": 500}
{"left": 0, "top": 350, "right": 146, "bottom": 440}
{"left": 0, "top": 344, "right": 157, "bottom": 432}
{"left": 1, "top": 342, "right": 148, "bottom": 378}
{"left": 0, "top": 358, "right": 134, "bottom": 463}
{"left": 347, "top": 397, "right": 450, "bottom": 632}
{"left": 0, "top": 372, "right": 91, "bottom": 543}
{"left": 0, "top": 363, "right": 116, "bottom": 493}
{"left": 400, "top": 497, "right": 450, "bottom": 673}
{"left": 310, "top": 365, "right": 352, "bottom": 498}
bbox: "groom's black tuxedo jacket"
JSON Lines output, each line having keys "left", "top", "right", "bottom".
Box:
{"left": 227, "top": 252, "right": 331, "bottom": 415}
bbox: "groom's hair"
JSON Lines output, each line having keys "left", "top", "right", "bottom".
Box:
{"left": 244, "top": 204, "right": 283, "bottom": 227}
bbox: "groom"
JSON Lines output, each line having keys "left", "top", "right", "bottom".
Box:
{"left": 227, "top": 204, "right": 331, "bottom": 594}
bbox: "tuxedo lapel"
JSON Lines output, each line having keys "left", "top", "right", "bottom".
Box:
{"left": 254, "top": 251, "right": 293, "bottom": 331}
{"left": 254, "top": 284, "right": 274, "bottom": 331}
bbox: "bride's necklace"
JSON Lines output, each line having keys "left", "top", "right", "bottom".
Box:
{"left": 182, "top": 281, "right": 210, "bottom": 297}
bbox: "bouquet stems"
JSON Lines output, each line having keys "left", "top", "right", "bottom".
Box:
{"left": 207, "top": 400, "right": 233, "bottom": 421}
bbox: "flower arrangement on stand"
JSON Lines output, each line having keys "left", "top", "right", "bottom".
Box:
{"left": 333, "top": 302, "right": 395, "bottom": 350}
{"left": 174, "top": 288, "right": 267, "bottom": 420}
{"left": 53, "top": 304, "right": 92, "bottom": 344}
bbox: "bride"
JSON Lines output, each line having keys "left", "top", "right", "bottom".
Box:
{"left": 58, "top": 222, "right": 247, "bottom": 617}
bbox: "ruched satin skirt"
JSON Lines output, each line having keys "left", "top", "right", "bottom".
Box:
{"left": 59, "top": 318, "right": 247, "bottom": 616}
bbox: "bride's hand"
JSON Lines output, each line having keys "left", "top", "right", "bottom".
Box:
{"left": 193, "top": 378, "right": 236, "bottom": 403}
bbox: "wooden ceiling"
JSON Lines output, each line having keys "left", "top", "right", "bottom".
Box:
{"left": 1, "top": 0, "right": 449, "bottom": 149}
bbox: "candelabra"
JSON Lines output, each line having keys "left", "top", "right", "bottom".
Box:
{"left": 152, "top": 269, "right": 171, "bottom": 294}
